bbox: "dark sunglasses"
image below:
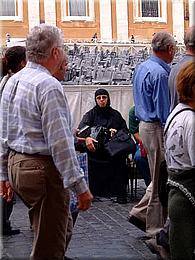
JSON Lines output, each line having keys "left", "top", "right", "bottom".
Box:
{"left": 96, "top": 95, "right": 108, "bottom": 100}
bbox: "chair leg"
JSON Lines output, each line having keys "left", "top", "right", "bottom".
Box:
{"left": 134, "top": 163, "right": 138, "bottom": 198}
{"left": 127, "top": 158, "right": 139, "bottom": 199}
{"left": 130, "top": 173, "right": 134, "bottom": 198}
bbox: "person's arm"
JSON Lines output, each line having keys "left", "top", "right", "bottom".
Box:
{"left": 0, "top": 76, "right": 10, "bottom": 182}
{"left": 187, "top": 118, "right": 195, "bottom": 167}
{"left": 128, "top": 106, "right": 139, "bottom": 135}
{"left": 41, "top": 87, "right": 93, "bottom": 210}
{"left": 153, "top": 73, "right": 170, "bottom": 125}
{"left": 133, "top": 132, "right": 142, "bottom": 144}
{"left": 0, "top": 138, "right": 12, "bottom": 202}
{"left": 77, "top": 110, "right": 98, "bottom": 152}
{"left": 0, "top": 77, "right": 14, "bottom": 202}
{"left": 0, "top": 146, "right": 9, "bottom": 182}
{"left": 40, "top": 88, "right": 90, "bottom": 194}
{"left": 128, "top": 106, "right": 147, "bottom": 156}
{"left": 78, "top": 111, "right": 93, "bottom": 130}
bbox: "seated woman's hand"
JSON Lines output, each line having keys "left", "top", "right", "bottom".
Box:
{"left": 85, "top": 137, "right": 98, "bottom": 152}
{"left": 109, "top": 128, "right": 117, "bottom": 137}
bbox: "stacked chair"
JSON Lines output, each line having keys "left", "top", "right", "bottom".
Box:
{"left": 62, "top": 43, "right": 184, "bottom": 86}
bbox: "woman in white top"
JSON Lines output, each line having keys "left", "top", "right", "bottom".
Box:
{"left": 164, "top": 60, "right": 195, "bottom": 260}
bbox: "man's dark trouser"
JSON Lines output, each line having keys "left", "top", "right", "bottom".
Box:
{"left": 1, "top": 196, "right": 14, "bottom": 233}
{"left": 168, "top": 188, "right": 195, "bottom": 260}
{"left": 8, "top": 151, "right": 72, "bottom": 260}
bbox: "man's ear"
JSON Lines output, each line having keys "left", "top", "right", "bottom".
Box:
{"left": 51, "top": 47, "right": 59, "bottom": 60}
{"left": 21, "top": 60, "right": 27, "bottom": 68}
{"left": 168, "top": 45, "right": 175, "bottom": 55}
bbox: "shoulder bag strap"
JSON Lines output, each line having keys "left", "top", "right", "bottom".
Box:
{"left": 164, "top": 107, "right": 195, "bottom": 136}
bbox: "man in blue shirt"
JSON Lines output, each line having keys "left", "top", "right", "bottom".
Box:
{"left": 129, "top": 32, "right": 176, "bottom": 247}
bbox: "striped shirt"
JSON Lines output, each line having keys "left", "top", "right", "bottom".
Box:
{"left": 0, "top": 61, "right": 88, "bottom": 195}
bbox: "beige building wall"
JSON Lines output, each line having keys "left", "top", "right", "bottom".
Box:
{"left": 28, "top": 0, "right": 40, "bottom": 30}
{"left": 99, "top": 0, "right": 112, "bottom": 42}
{"left": 172, "top": 0, "right": 185, "bottom": 43}
{"left": 0, "top": 0, "right": 192, "bottom": 46}
{"left": 188, "top": 0, "right": 195, "bottom": 26}
{"left": 128, "top": 0, "right": 173, "bottom": 42}
{"left": 115, "top": 0, "right": 129, "bottom": 41}
{"left": 0, "top": 1, "right": 29, "bottom": 45}
{"left": 56, "top": 1, "right": 100, "bottom": 41}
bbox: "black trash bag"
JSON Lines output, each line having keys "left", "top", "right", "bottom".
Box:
{"left": 104, "top": 129, "right": 136, "bottom": 157}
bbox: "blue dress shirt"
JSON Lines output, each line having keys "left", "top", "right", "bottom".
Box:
{"left": 133, "top": 55, "right": 171, "bottom": 125}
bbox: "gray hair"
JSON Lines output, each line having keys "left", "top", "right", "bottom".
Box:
{"left": 184, "top": 26, "right": 195, "bottom": 49}
{"left": 26, "top": 24, "right": 64, "bottom": 63}
{"left": 151, "top": 31, "right": 176, "bottom": 52}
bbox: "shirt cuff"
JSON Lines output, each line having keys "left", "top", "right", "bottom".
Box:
{"left": 64, "top": 177, "right": 89, "bottom": 195}
{"left": 73, "top": 178, "right": 89, "bottom": 195}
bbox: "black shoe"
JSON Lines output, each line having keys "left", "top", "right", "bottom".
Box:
{"left": 144, "top": 238, "right": 159, "bottom": 255}
{"left": 116, "top": 197, "right": 128, "bottom": 204}
{"left": 3, "top": 228, "right": 20, "bottom": 236}
{"left": 139, "top": 235, "right": 152, "bottom": 241}
{"left": 92, "top": 196, "right": 103, "bottom": 202}
{"left": 112, "top": 195, "right": 130, "bottom": 204}
{"left": 127, "top": 215, "right": 146, "bottom": 232}
{"left": 156, "top": 230, "right": 170, "bottom": 252}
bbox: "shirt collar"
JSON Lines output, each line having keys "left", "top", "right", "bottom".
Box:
{"left": 150, "top": 55, "right": 171, "bottom": 73}
{"left": 26, "top": 61, "right": 52, "bottom": 76}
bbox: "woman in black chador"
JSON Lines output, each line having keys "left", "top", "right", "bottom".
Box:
{"left": 78, "top": 89, "right": 129, "bottom": 203}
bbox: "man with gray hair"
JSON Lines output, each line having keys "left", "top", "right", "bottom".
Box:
{"left": 128, "top": 31, "right": 176, "bottom": 255}
{"left": 0, "top": 24, "right": 93, "bottom": 260}
{"left": 169, "top": 26, "right": 195, "bottom": 111}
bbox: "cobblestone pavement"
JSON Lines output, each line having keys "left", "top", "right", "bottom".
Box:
{"left": 1, "top": 180, "right": 157, "bottom": 260}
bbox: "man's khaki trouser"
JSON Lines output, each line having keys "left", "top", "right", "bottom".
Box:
{"left": 8, "top": 151, "right": 72, "bottom": 260}
{"left": 130, "top": 121, "right": 166, "bottom": 236}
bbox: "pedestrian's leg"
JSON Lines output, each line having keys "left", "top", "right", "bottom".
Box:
{"left": 65, "top": 212, "right": 73, "bottom": 251}
{"left": 31, "top": 166, "right": 68, "bottom": 260}
{"left": 71, "top": 209, "right": 79, "bottom": 226}
{"left": 2, "top": 198, "right": 13, "bottom": 233}
{"left": 114, "top": 156, "right": 128, "bottom": 203}
{"left": 134, "top": 150, "right": 151, "bottom": 187}
{"left": 168, "top": 188, "right": 195, "bottom": 260}
{"left": 139, "top": 122, "right": 165, "bottom": 236}
{"left": 8, "top": 152, "right": 67, "bottom": 260}
{"left": 129, "top": 182, "right": 152, "bottom": 223}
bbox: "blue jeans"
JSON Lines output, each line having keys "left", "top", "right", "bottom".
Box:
{"left": 134, "top": 146, "right": 151, "bottom": 187}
